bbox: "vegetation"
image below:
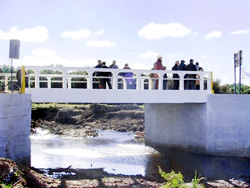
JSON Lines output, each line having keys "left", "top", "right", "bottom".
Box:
{"left": 213, "top": 79, "right": 250, "bottom": 94}
{"left": 158, "top": 167, "right": 205, "bottom": 188}
{"left": 0, "top": 183, "right": 13, "bottom": 188}
{"left": 32, "top": 103, "right": 90, "bottom": 110}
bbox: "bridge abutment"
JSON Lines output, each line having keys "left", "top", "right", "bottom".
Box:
{"left": 145, "top": 95, "right": 250, "bottom": 157}
{"left": 0, "top": 94, "right": 31, "bottom": 166}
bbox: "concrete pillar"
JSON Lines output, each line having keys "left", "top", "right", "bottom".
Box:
{"left": 145, "top": 103, "right": 207, "bottom": 153}
{"left": 145, "top": 95, "right": 250, "bottom": 157}
{"left": 0, "top": 94, "right": 31, "bottom": 166}
{"left": 206, "top": 95, "right": 250, "bottom": 156}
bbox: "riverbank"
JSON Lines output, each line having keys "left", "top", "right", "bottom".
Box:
{"left": 1, "top": 157, "right": 250, "bottom": 188}
{"left": 31, "top": 103, "right": 145, "bottom": 139}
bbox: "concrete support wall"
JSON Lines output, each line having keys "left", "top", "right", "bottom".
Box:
{"left": 206, "top": 95, "right": 250, "bottom": 156}
{"left": 145, "top": 95, "right": 250, "bottom": 157}
{"left": 0, "top": 94, "right": 31, "bottom": 165}
{"left": 145, "top": 103, "right": 207, "bottom": 153}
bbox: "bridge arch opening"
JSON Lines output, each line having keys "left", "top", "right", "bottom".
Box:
{"left": 67, "top": 70, "right": 88, "bottom": 89}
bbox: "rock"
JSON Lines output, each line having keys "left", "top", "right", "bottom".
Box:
{"left": 117, "top": 128, "right": 127, "bottom": 132}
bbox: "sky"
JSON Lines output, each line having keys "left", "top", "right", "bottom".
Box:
{"left": 0, "top": 0, "right": 250, "bottom": 84}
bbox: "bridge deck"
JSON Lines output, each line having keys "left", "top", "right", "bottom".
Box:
{"left": 26, "top": 88, "right": 210, "bottom": 103}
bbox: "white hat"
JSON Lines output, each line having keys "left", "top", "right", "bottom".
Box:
{"left": 157, "top": 55, "right": 162, "bottom": 59}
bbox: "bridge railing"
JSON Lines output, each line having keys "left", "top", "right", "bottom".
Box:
{"left": 19, "top": 66, "right": 212, "bottom": 91}
{"left": 0, "top": 73, "right": 18, "bottom": 91}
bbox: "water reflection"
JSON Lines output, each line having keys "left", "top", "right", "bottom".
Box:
{"left": 146, "top": 147, "right": 250, "bottom": 181}
{"left": 31, "top": 128, "right": 250, "bottom": 180}
{"left": 31, "top": 128, "right": 157, "bottom": 175}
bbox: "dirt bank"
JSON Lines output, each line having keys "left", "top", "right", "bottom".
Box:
{"left": 31, "top": 104, "right": 145, "bottom": 139}
{"left": 0, "top": 158, "right": 165, "bottom": 188}
{"left": 1, "top": 158, "right": 250, "bottom": 188}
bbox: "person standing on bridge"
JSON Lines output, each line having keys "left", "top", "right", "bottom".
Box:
{"left": 109, "top": 60, "right": 119, "bottom": 88}
{"left": 163, "top": 66, "right": 168, "bottom": 90}
{"left": 153, "top": 55, "right": 164, "bottom": 89}
{"left": 122, "top": 63, "right": 135, "bottom": 89}
{"left": 109, "top": 60, "right": 119, "bottom": 69}
{"left": 172, "top": 61, "right": 180, "bottom": 90}
{"left": 195, "top": 67, "right": 203, "bottom": 90}
{"left": 178, "top": 60, "right": 186, "bottom": 89}
{"left": 99, "top": 62, "right": 112, "bottom": 89}
{"left": 93, "top": 60, "right": 102, "bottom": 89}
{"left": 185, "top": 59, "right": 196, "bottom": 90}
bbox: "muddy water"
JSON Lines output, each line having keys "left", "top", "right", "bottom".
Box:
{"left": 30, "top": 128, "right": 250, "bottom": 181}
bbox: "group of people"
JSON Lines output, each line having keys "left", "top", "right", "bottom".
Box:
{"left": 93, "top": 60, "right": 134, "bottom": 89}
{"left": 94, "top": 55, "right": 204, "bottom": 90}
{"left": 152, "top": 55, "right": 203, "bottom": 90}
{"left": 171, "top": 59, "right": 203, "bottom": 90}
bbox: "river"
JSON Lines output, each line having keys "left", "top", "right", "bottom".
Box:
{"left": 30, "top": 128, "right": 250, "bottom": 181}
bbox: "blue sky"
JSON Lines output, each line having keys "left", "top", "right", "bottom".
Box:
{"left": 0, "top": 0, "right": 250, "bottom": 84}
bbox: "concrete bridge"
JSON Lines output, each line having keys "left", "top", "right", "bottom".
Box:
{"left": 1, "top": 66, "right": 213, "bottom": 103}
{"left": 0, "top": 66, "right": 249, "bottom": 166}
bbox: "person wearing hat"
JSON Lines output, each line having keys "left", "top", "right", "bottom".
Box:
{"left": 153, "top": 55, "right": 164, "bottom": 89}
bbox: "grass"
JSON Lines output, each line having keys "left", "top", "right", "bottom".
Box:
{"left": 32, "top": 103, "right": 90, "bottom": 110}
{"left": 31, "top": 103, "right": 145, "bottom": 110}
{"left": 0, "top": 183, "right": 13, "bottom": 188}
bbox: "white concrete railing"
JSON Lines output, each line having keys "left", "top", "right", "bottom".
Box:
{"left": 1, "top": 66, "right": 213, "bottom": 103}
{"left": 0, "top": 73, "right": 18, "bottom": 91}
{"left": 19, "top": 66, "right": 212, "bottom": 91}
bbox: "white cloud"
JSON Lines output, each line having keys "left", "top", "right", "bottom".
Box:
{"left": 204, "top": 31, "right": 222, "bottom": 39}
{"left": 94, "top": 30, "right": 104, "bottom": 36}
{"left": 231, "top": 30, "right": 250, "bottom": 35}
{"left": 193, "top": 32, "right": 198, "bottom": 36}
{"left": 20, "top": 48, "right": 96, "bottom": 67}
{"left": 140, "top": 50, "right": 159, "bottom": 59}
{"left": 86, "top": 40, "right": 116, "bottom": 47}
{"left": 201, "top": 55, "right": 207, "bottom": 59}
{"left": 0, "top": 26, "right": 48, "bottom": 42}
{"left": 61, "top": 29, "right": 91, "bottom": 40}
{"left": 138, "top": 23, "right": 192, "bottom": 39}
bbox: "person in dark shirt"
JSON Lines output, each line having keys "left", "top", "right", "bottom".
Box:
{"left": 163, "top": 66, "right": 168, "bottom": 90}
{"left": 185, "top": 59, "right": 196, "bottom": 90}
{"left": 93, "top": 60, "right": 102, "bottom": 89}
{"left": 178, "top": 60, "right": 186, "bottom": 89}
{"left": 178, "top": 60, "right": 186, "bottom": 71}
{"left": 99, "top": 62, "right": 112, "bottom": 89}
{"left": 172, "top": 61, "right": 180, "bottom": 90}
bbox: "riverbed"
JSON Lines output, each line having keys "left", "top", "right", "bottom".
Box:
{"left": 30, "top": 128, "right": 250, "bottom": 181}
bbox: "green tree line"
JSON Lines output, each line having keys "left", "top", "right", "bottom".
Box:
{"left": 213, "top": 79, "right": 250, "bottom": 94}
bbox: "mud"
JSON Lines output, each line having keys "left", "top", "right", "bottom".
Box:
{"left": 31, "top": 104, "right": 145, "bottom": 139}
